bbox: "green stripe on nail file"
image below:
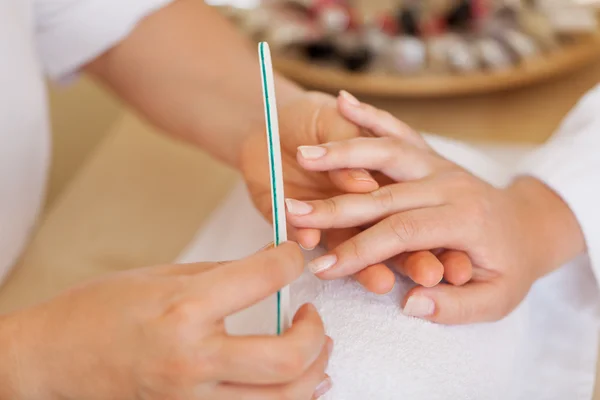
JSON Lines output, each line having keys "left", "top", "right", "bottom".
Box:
{"left": 259, "top": 42, "right": 290, "bottom": 335}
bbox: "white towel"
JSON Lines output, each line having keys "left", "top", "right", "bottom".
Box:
{"left": 178, "top": 134, "right": 600, "bottom": 399}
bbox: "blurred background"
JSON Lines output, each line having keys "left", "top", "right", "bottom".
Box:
{"left": 48, "top": 0, "right": 600, "bottom": 209}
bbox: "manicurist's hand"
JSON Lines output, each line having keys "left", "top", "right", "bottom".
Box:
{"left": 285, "top": 94, "right": 586, "bottom": 325}
{"left": 241, "top": 91, "right": 466, "bottom": 294}
{"left": 0, "top": 242, "right": 332, "bottom": 400}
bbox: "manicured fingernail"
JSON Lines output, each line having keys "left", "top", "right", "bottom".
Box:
{"left": 314, "top": 376, "right": 333, "bottom": 398}
{"left": 326, "top": 337, "right": 334, "bottom": 357}
{"left": 300, "top": 242, "right": 317, "bottom": 251}
{"left": 402, "top": 296, "right": 435, "bottom": 318}
{"left": 298, "top": 146, "right": 327, "bottom": 160}
{"left": 349, "top": 168, "right": 375, "bottom": 183}
{"left": 339, "top": 90, "right": 360, "bottom": 106}
{"left": 308, "top": 255, "right": 337, "bottom": 274}
{"left": 285, "top": 198, "right": 313, "bottom": 216}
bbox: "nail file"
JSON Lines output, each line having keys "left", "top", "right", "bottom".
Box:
{"left": 258, "top": 42, "right": 290, "bottom": 335}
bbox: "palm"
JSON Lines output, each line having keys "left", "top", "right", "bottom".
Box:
{"left": 241, "top": 92, "right": 362, "bottom": 226}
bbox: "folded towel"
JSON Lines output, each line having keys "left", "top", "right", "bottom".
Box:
{"left": 178, "top": 134, "right": 599, "bottom": 399}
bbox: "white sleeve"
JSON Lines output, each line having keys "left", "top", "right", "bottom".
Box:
{"left": 516, "top": 84, "right": 600, "bottom": 277}
{"left": 34, "top": 0, "right": 175, "bottom": 81}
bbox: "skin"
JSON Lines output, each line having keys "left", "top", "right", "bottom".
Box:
{"left": 1, "top": 1, "right": 336, "bottom": 398}
{"left": 0, "top": 243, "right": 333, "bottom": 399}
{"left": 286, "top": 93, "right": 586, "bottom": 325}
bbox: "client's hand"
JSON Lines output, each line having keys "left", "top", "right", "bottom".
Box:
{"left": 0, "top": 243, "right": 332, "bottom": 400}
{"left": 285, "top": 96, "right": 585, "bottom": 325}
{"left": 241, "top": 91, "right": 470, "bottom": 294}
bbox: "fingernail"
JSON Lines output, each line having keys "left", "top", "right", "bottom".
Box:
{"left": 285, "top": 199, "right": 313, "bottom": 216}
{"left": 298, "top": 146, "right": 327, "bottom": 160}
{"left": 402, "top": 296, "right": 435, "bottom": 318}
{"left": 314, "top": 376, "right": 333, "bottom": 398}
{"left": 300, "top": 242, "right": 317, "bottom": 251}
{"left": 339, "top": 90, "right": 360, "bottom": 106}
{"left": 349, "top": 168, "right": 375, "bottom": 183}
{"left": 257, "top": 242, "right": 274, "bottom": 252}
{"left": 308, "top": 255, "right": 337, "bottom": 274}
{"left": 326, "top": 337, "right": 334, "bottom": 357}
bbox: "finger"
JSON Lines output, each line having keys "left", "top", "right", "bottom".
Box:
{"left": 285, "top": 182, "right": 443, "bottom": 230}
{"left": 328, "top": 169, "right": 379, "bottom": 193}
{"left": 295, "top": 228, "right": 321, "bottom": 251}
{"left": 308, "top": 207, "right": 458, "bottom": 280}
{"left": 439, "top": 250, "right": 473, "bottom": 286}
{"left": 215, "top": 338, "right": 332, "bottom": 400}
{"left": 401, "top": 280, "right": 514, "bottom": 324}
{"left": 212, "top": 304, "right": 327, "bottom": 384}
{"left": 392, "top": 251, "right": 444, "bottom": 288}
{"left": 354, "top": 264, "right": 396, "bottom": 294}
{"left": 149, "top": 261, "right": 225, "bottom": 276}
{"left": 297, "top": 137, "right": 444, "bottom": 182}
{"left": 193, "top": 242, "right": 305, "bottom": 319}
{"left": 322, "top": 229, "right": 395, "bottom": 294}
{"left": 323, "top": 228, "right": 359, "bottom": 251}
{"left": 338, "top": 90, "right": 429, "bottom": 149}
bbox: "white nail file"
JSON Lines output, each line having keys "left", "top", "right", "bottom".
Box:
{"left": 258, "top": 42, "right": 290, "bottom": 335}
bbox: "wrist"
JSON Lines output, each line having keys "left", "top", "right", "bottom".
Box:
{"left": 0, "top": 311, "right": 40, "bottom": 399}
{"left": 507, "top": 176, "right": 585, "bottom": 279}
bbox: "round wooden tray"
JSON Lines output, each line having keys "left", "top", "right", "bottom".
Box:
{"left": 273, "top": 32, "right": 600, "bottom": 98}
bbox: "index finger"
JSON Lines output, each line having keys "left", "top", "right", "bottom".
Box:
{"left": 194, "top": 242, "right": 305, "bottom": 319}
{"left": 308, "top": 208, "right": 459, "bottom": 280}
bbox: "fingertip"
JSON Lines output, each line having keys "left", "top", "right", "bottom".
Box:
{"left": 329, "top": 170, "right": 379, "bottom": 194}
{"left": 297, "top": 228, "right": 321, "bottom": 251}
{"left": 440, "top": 251, "right": 473, "bottom": 286}
{"left": 417, "top": 267, "right": 444, "bottom": 288}
{"left": 355, "top": 264, "right": 396, "bottom": 294}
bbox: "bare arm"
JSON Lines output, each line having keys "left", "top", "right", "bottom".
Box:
{"left": 85, "top": 0, "right": 304, "bottom": 168}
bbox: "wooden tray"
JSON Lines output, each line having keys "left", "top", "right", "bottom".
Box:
{"left": 273, "top": 32, "right": 600, "bottom": 98}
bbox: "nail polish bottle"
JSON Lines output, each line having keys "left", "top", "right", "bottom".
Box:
{"left": 334, "top": 31, "right": 374, "bottom": 72}
{"left": 389, "top": 35, "right": 427, "bottom": 74}
{"left": 517, "top": 7, "right": 558, "bottom": 50}
{"left": 474, "top": 36, "right": 514, "bottom": 70}
{"left": 444, "top": 33, "right": 480, "bottom": 73}
{"left": 446, "top": 0, "right": 473, "bottom": 30}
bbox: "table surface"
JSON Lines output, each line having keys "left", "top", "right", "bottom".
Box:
{"left": 340, "top": 58, "right": 600, "bottom": 144}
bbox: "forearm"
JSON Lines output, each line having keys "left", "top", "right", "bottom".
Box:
{"left": 507, "top": 176, "right": 586, "bottom": 280}
{"left": 85, "top": 0, "right": 304, "bottom": 168}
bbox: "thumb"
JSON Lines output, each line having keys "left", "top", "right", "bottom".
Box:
{"left": 401, "top": 281, "right": 513, "bottom": 325}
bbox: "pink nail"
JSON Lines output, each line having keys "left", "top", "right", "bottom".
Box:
{"left": 339, "top": 90, "right": 360, "bottom": 106}
{"left": 308, "top": 255, "right": 337, "bottom": 274}
{"left": 285, "top": 199, "right": 313, "bottom": 216}
{"left": 314, "top": 376, "right": 333, "bottom": 398}
{"left": 349, "top": 168, "right": 376, "bottom": 183}
{"left": 298, "top": 146, "right": 327, "bottom": 160}
{"left": 402, "top": 296, "right": 435, "bottom": 318}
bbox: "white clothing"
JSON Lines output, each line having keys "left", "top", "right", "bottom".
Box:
{"left": 178, "top": 88, "right": 600, "bottom": 399}
{"left": 0, "top": 0, "right": 173, "bottom": 283}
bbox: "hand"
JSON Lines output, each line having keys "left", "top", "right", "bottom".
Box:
{"left": 285, "top": 98, "right": 585, "bottom": 324}
{"left": 241, "top": 91, "right": 467, "bottom": 293}
{"left": 0, "top": 242, "right": 332, "bottom": 399}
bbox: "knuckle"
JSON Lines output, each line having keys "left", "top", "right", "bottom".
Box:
{"left": 370, "top": 186, "right": 396, "bottom": 211}
{"left": 346, "top": 239, "right": 369, "bottom": 264}
{"left": 168, "top": 300, "right": 202, "bottom": 335}
{"left": 388, "top": 214, "right": 419, "bottom": 243}
{"left": 322, "top": 198, "right": 338, "bottom": 222}
{"left": 274, "top": 348, "right": 307, "bottom": 379}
